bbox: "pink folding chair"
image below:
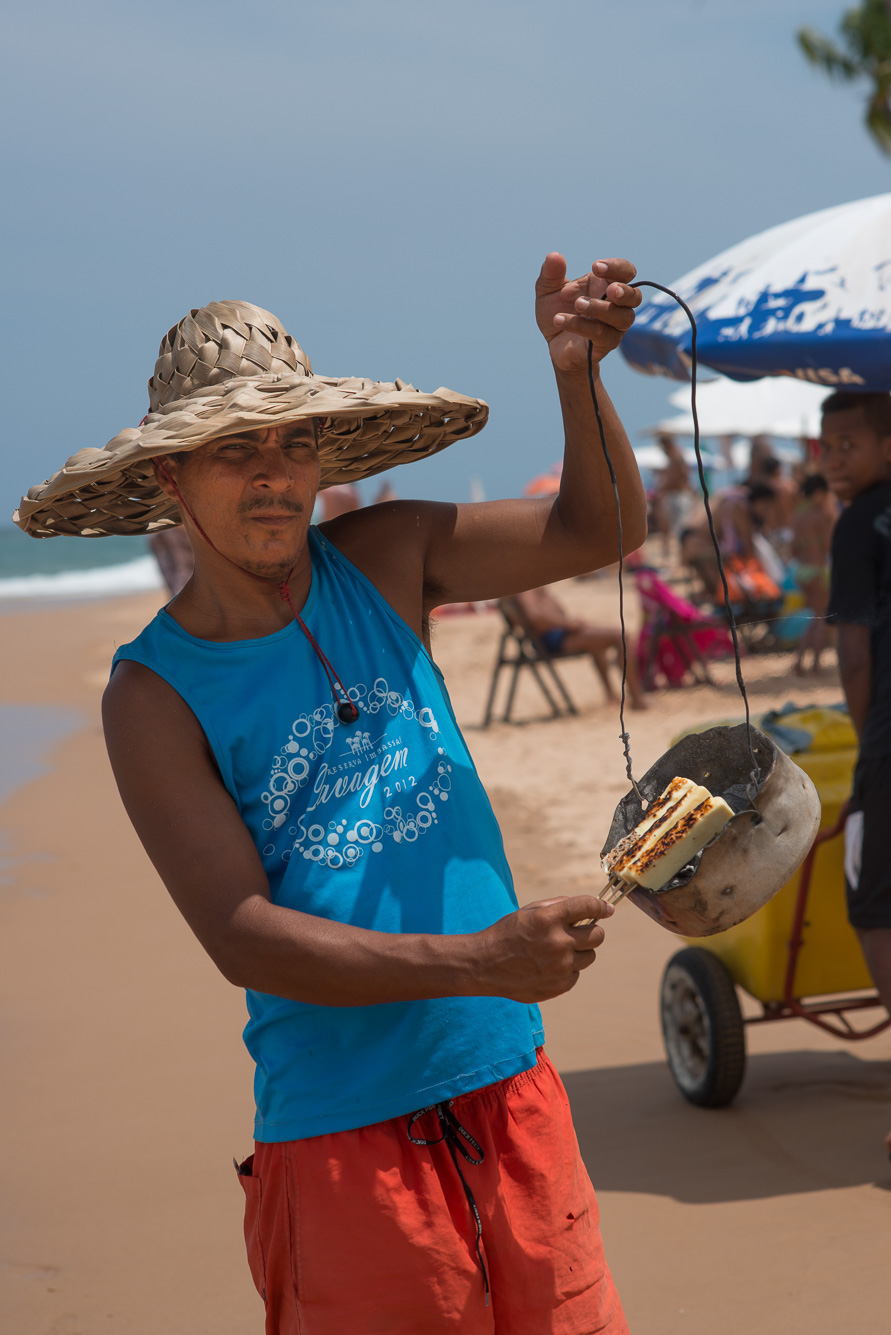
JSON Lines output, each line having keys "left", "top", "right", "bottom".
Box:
{"left": 634, "top": 566, "right": 736, "bottom": 690}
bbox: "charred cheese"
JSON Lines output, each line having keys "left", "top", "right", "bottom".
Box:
{"left": 604, "top": 777, "right": 733, "bottom": 891}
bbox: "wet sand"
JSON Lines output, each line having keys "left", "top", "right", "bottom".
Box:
{"left": 1, "top": 581, "right": 889, "bottom": 1333}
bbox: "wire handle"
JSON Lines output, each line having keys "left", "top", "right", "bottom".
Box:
{"left": 586, "top": 340, "right": 643, "bottom": 803}
{"left": 585, "top": 279, "right": 761, "bottom": 798}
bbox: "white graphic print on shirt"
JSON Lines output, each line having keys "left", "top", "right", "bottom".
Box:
{"left": 260, "top": 675, "right": 452, "bottom": 867}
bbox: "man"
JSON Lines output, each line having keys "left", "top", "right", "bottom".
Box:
{"left": 15, "top": 254, "right": 645, "bottom": 1332}
{"left": 513, "top": 583, "right": 648, "bottom": 709}
{"left": 821, "top": 392, "right": 891, "bottom": 1151}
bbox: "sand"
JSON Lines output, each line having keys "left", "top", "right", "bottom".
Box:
{"left": 1, "top": 578, "right": 889, "bottom": 1334}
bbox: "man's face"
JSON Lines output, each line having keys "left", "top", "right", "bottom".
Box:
{"left": 820, "top": 408, "right": 891, "bottom": 504}
{"left": 162, "top": 420, "right": 321, "bottom": 578}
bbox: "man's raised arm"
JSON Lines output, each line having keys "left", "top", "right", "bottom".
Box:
{"left": 417, "top": 254, "right": 647, "bottom": 605}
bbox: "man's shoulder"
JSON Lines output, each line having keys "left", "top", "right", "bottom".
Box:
{"left": 832, "top": 487, "right": 889, "bottom": 547}
{"left": 317, "top": 498, "right": 454, "bottom": 594}
{"left": 103, "top": 657, "right": 209, "bottom": 764}
{"left": 104, "top": 656, "right": 190, "bottom": 718}
{"left": 842, "top": 482, "right": 891, "bottom": 522}
{"left": 106, "top": 609, "right": 200, "bottom": 721}
{"left": 319, "top": 497, "right": 451, "bottom": 543}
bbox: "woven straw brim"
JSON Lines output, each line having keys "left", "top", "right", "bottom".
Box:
{"left": 14, "top": 373, "right": 488, "bottom": 538}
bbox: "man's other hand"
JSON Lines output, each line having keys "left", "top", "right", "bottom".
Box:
{"left": 536, "top": 253, "right": 641, "bottom": 375}
{"left": 475, "top": 895, "right": 615, "bottom": 1003}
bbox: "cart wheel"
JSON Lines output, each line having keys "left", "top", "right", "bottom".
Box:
{"left": 660, "top": 948, "right": 746, "bottom": 1108}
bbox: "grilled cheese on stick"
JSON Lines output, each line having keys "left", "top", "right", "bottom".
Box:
{"left": 604, "top": 777, "right": 733, "bottom": 892}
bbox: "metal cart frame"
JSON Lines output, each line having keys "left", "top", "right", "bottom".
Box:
{"left": 659, "top": 806, "right": 891, "bottom": 1107}
{"left": 745, "top": 803, "right": 891, "bottom": 1041}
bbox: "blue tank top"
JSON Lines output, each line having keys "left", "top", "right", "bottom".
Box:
{"left": 113, "top": 527, "right": 544, "bottom": 1141}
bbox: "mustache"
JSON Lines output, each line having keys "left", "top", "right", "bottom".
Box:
{"left": 238, "top": 498, "right": 305, "bottom": 516}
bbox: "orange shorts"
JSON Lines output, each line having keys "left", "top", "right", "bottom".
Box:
{"left": 236, "top": 1050, "right": 627, "bottom": 1334}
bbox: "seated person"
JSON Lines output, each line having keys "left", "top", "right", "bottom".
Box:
{"left": 514, "top": 584, "right": 647, "bottom": 709}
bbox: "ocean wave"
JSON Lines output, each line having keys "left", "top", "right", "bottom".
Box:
{"left": 0, "top": 556, "right": 163, "bottom": 601}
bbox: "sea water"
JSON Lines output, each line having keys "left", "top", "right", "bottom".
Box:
{"left": 0, "top": 525, "right": 162, "bottom": 602}
{"left": 0, "top": 703, "right": 84, "bottom": 886}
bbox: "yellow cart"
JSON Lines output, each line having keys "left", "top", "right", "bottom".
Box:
{"left": 660, "top": 707, "right": 891, "bottom": 1107}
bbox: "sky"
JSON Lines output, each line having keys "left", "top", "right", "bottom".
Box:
{"left": 2, "top": 0, "right": 890, "bottom": 521}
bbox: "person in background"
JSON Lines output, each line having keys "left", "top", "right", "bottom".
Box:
{"left": 514, "top": 584, "right": 648, "bottom": 710}
{"left": 679, "top": 496, "right": 720, "bottom": 598}
{"left": 319, "top": 482, "right": 361, "bottom": 520}
{"left": 790, "top": 473, "right": 837, "bottom": 675}
{"left": 821, "top": 391, "right": 891, "bottom": 1158}
{"left": 746, "top": 482, "right": 787, "bottom": 588}
{"left": 653, "top": 434, "right": 694, "bottom": 561}
{"left": 148, "top": 526, "right": 194, "bottom": 596}
{"left": 680, "top": 483, "right": 782, "bottom": 607}
{"left": 757, "top": 456, "right": 798, "bottom": 559}
{"left": 746, "top": 434, "right": 775, "bottom": 485}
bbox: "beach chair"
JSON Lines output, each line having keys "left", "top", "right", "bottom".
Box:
{"left": 719, "top": 555, "right": 785, "bottom": 653}
{"left": 482, "top": 597, "right": 582, "bottom": 726}
{"left": 633, "top": 567, "right": 735, "bottom": 691}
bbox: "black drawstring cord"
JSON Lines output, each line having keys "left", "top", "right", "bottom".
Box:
{"left": 407, "top": 1103, "right": 489, "bottom": 1306}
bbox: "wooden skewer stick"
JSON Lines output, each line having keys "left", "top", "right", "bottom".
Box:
{"left": 575, "top": 874, "right": 634, "bottom": 924}
{"left": 599, "top": 873, "right": 634, "bottom": 907}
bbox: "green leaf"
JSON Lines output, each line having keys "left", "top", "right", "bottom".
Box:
{"left": 797, "top": 27, "right": 861, "bottom": 79}
{"left": 866, "top": 87, "right": 891, "bottom": 152}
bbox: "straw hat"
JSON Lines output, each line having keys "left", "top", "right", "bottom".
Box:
{"left": 14, "top": 300, "right": 489, "bottom": 538}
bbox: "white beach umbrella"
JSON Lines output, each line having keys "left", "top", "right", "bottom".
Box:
{"left": 646, "top": 375, "right": 828, "bottom": 439}
{"left": 622, "top": 192, "right": 891, "bottom": 390}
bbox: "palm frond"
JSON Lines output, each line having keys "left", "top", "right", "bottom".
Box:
{"left": 797, "top": 27, "right": 861, "bottom": 80}
{"left": 840, "top": 0, "right": 891, "bottom": 64}
{"left": 865, "top": 88, "right": 891, "bottom": 152}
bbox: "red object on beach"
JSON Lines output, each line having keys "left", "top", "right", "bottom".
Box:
{"left": 523, "top": 463, "right": 563, "bottom": 497}
{"left": 236, "top": 1052, "right": 627, "bottom": 1333}
{"left": 633, "top": 567, "right": 735, "bottom": 689}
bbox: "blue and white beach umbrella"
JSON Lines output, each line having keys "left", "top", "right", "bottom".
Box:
{"left": 622, "top": 193, "right": 891, "bottom": 391}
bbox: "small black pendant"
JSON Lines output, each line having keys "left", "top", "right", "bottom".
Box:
{"left": 337, "top": 700, "right": 360, "bottom": 724}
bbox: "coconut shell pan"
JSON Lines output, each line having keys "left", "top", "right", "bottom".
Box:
{"left": 601, "top": 725, "right": 821, "bottom": 938}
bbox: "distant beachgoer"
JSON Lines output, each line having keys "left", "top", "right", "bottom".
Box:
{"left": 679, "top": 498, "right": 720, "bottom": 597}
{"left": 719, "top": 486, "right": 747, "bottom": 553}
{"left": 148, "top": 526, "right": 194, "bottom": 596}
{"left": 746, "top": 434, "right": 775, "bottom": 485}
{"left": 654, "top": 434, "right": 694, "bottom": 558}
{"left": 681, "top": 485, "right": 782, "bottom": 606}
{"left": 373, "top": 479, "right": 398, "bottom": 505}
{"left": 821, "top": 390, "right": 891, "bottom": 1159}
{"left": 514, "top": 584, "right": 648, "bottom": 709}
{"left": 319, "top": 482, "right": 361, "bottom": 519}
{"left": 524, "top": 462, "right": 563, "bottom": 497}
{"left": 757, "top": 456, "right": 798, "bottom": 558}
{"left": 790, "top": 473, "right": 837, "bottom": 675}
